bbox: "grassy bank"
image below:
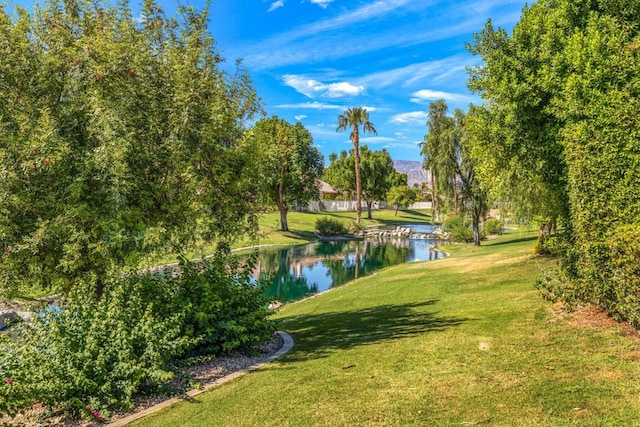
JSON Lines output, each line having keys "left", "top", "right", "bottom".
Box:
{"left": 134, "top": 231, "right": 640, "bottom": 426}
{"left": 165, "top": 209, "right": 434, "bottom": 262}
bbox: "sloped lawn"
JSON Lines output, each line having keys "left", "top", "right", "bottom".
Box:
{"left": 134, "top": 231, "right": 640, "bottom": 426}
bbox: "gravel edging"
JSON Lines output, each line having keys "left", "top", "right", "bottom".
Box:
{"left": 107, "top": 331, "right": 294, "bottom": 426}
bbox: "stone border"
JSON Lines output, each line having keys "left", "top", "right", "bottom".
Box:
{"left": 108, "top": 331, "right": 294, "bottom": 426}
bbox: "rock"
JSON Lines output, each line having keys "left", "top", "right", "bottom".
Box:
{"left": 0, "top": 311, "right": 22, "bottom": 330}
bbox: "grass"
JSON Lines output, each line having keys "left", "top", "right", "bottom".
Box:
{"left": 133, "top": 230, "right": 640, "bottom": 426}
{"left": 152, "top": 208, "right": 434, "bottom": 262}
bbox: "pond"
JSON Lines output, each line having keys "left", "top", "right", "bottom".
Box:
{"left": 255, "top": 224, "right": 444, "bottom": 303}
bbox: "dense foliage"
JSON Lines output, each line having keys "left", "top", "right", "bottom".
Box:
{"left": 323, "top": 146, "right": 406, "bottom": 219}
{"left": 386, "top": 186, "right": 418, "bottom": 216}
{"left": 0, "top": 256, "right": 275, "bottom": 419}
{"left": 468, "top": 0, "right": 640, "bottom": 323}
{"left": 315, "top": 217, "right": 348, "bottom": 236}
{"left": 0, "top": 0, "right": 275, "bottom": 421}
{"left": 421, "top": 101, "right": 488, "bottom": 245}
{"left": 245, "top": 116, "right": 324, "bottom": 232}
{"left": 0, "top": 0, "right": 261, "bottom": 298}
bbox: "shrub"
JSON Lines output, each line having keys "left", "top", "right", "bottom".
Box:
{"left": 0, "top": 273, "right": 190, "bottom": 419}
{"left": 443, "top": 215, "right": 475, "bottom": 243}
{"left": 484, "top": 218, "right": 504, "bottom": 235}
{"left": 0, "top": 253, "right": 277, "bottom": 421}
{"left": 316, "top": 217, "right": 348, "bottom": 236}
{"left": 176, "top": 254, "right": 276, "bottom": 356}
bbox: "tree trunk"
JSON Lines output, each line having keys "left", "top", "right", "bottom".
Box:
{"left": 395, "top": 205, "right": 399, "bottom": 216}
{"left": 366, "top": 200, "right": 373, "bottom": 219}
{"left": 353, "top": 127, "right": 362, "bottom": 224}
{"left": 430, "top": 169, "right": 439, "bottom": 222}
{"left": 472, "top": 210, "right": 481, "bottom": 246}
{"left": 277, "top": 183, "right": 288, "bottom": 231}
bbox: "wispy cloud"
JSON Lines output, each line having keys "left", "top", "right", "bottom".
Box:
{"left": 410, "top": 89, "right": 474, "bottom": 104}
{"left": 235, "top": 0, "right": 520, "bottom": 70}
{"left": 309, "top": 0, "right": 334, "bottom": 8}
{"left": 294, "top": 114, "right": 308, "bottom": 121}
{"left": 276, "top": 101, "right": 345, "bottom": 110}
{"left": 267, "top": 0, "right": 284, "bottom": 12}
{"left": 283, "top": 75, "right": 364, "bottom": 98}
{"left": 390, "top": 111, "right": 429, "bottom": 125}
{"left": 356, "top": 56, "right": 469, "bottom": 89}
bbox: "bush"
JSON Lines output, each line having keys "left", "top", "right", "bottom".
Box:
{"left": 176, "top": 255, "right": 276, "bottom": 356}
{"left": 443, "top": 215, "right": 475, "bottom": 243}
{"left": 604, "top": 224, "right": 640, "bottom": 328}
{"left": 0, "top": 253, "right": 276, "bottom": 421}
{"left": 0, "top": 273, "right": 190, "bottom": 420}
{"left": 316, "top": 217, "right": 348, "bottom": 236}
{"left": 484, "top": 218, "right": 504, "bottom": 235}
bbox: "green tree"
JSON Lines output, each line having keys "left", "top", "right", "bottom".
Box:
{"left": 323, "top": 146, "right": 404, "bottom": 219}
{"left": 386, "top": 186, "right": 418, "bottom": 216}
{"left": 419, "top": 99, "right": 459, "bottom": 220}
{"left": 336, "top": 107, "right": 377, "bottom": 224}
{"left": 421, "top": 101, "right": 488, "bottom": 245}
{"left": 467, "top": 0, "right": 640, "bottom": 323}
{"left": 247, "top": 117, "right": 324, "bottom": 232}
{"left": 0, "top": 0, "right": 261, "bottom": 298}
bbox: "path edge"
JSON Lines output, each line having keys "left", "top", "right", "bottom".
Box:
{"left": 109, "top": 331, "right": 294, "bottom": 426}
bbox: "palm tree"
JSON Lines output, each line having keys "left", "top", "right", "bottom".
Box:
{"left": 336, "top": 107, "right": 377, "bottom": 224}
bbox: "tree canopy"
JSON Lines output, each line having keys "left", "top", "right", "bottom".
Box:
{"left": 323, "top": 146, "right": 405, "bottom": 219}
{"left": 0, "top": 0, "right": 261, "bottom": 297}
{"left": 246, "top": 116, "right": 324, "bottom": 231}
{"left": 467, "top": 0, "right": 640, "bottom": 324}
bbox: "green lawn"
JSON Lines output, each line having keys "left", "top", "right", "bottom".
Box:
{"left": 134, "top": 231, "right": 640, "bottom": 426}
{"left": 163, "top": 208, "right": 434, "bottom": 262}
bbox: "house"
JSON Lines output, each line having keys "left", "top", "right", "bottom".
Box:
{"left": 316, "top": 179, "right": 338, "bottom": 200}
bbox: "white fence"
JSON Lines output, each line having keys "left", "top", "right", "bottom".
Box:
{"left": 301, "top": 200, "right": 432, "bottom": 213}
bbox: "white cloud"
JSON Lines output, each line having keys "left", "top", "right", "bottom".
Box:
{"left": 283, "top": 75, "right": 364, "bottom": 98}
{"left": 234, "top": 0, "right": 524, "bottom": 70}
{"left": 390, "top": 111, "right": 429, "bottom": 125}
{"left": 310, "top": 0, "right": 334, "bottom": 8}
{"left": 268, "top": 0, "right": 284, "bottom": 12}
{"left": 356, "top": 56, "right": 469, "bottom": 90}
{"left": 410, "top": 89, "right": 473, "bottom": 104}
{"left": 276, "top": 102, "right": 345, "bottom": 110}
{"left": 294, "top": 114, "right": 308, "bottom": 121}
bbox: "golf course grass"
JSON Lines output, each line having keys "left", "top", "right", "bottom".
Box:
{"left": 134, "top": 228, "right": 640, "bottom": 426}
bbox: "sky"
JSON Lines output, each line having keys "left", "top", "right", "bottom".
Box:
{"left": 8, "top": 0, "right": 529, "bottom": 164}
{"left": 203, "top": 0, "right": 529, "bottom": 164}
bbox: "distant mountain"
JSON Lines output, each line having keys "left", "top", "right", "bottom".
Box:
{"left": 393, "top": 160, "right": 429, "bottom": 187}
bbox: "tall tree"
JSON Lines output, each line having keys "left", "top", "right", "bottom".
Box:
{"left": 248, "top": 117, "right": 324, "bottom": 232}
{"left": 0, "top": 0, "right": 261, "bottom": 298}
{"left": 421, "top": 101, "right": 488, "bottom": 245}
{"left": 323, "top": 146, "right": 404, "bottom": 219}
{"left": 420, "top": 100, "right": 459, "bottom": 219}
{"left": 336, "top": 107, "right": 377, "bottom": 224}
{"left": 466, "top": 0, "right": 640, "bottom": 324}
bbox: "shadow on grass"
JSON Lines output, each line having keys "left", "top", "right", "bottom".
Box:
{"left": 485, "top": 235, "right": 537, "bottom": 247}
{"left": 278, "top": 300, "right": 470, "bottom": 361}
{"left": 280, "top": 230, "right": 319, "bottom": 241}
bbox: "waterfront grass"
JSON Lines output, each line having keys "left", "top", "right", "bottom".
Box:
{"left": 133, "top": 230, "right": 640, "bottom": 426}
{"left": 165, "top": 208, "right": 434, "bottom": 262}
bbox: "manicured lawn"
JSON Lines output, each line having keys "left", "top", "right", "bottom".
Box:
{"left": 133, "top": 231, "right": 640, "bottom": 426}
{"left": 157, "top": 209, "right": 434, "bottom": 262}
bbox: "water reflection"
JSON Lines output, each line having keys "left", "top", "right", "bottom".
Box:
{"left": 256, "top": 232, "right": 443, "bottom": 303}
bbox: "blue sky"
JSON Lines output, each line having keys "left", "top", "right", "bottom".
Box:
{"left": 9, "top": 0, "right": 528, "bottom": 163}
{"left": 204, "top": 0, "right": 528, "bottom": 163}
